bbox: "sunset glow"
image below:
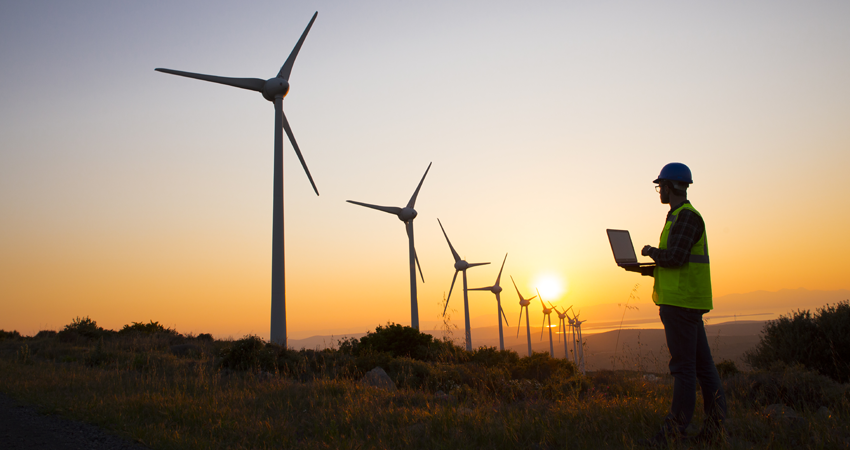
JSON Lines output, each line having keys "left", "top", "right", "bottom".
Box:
{"left": 1, "top": 2, "right": 849, "bottom": 342}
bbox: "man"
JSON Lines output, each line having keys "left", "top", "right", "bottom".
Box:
{"left": 625, "top": 162, "right": 727, "bottom": 447}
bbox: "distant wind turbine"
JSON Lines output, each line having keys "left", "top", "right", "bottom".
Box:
{"left": 537, "top": 289, "right": 555, "bottom": 357}
{"left": 346, "top": 163, "right": 431, "bottom": 329}
{"left": 552, "top": 303, "right": 573, "bottom": 360}
{"left": 438, "top": 219, "right": 489, "bottom": 351}
{"left": 571, "top": 310, "right": 587, "bottom": 374}
{"left": 469, "top": 253, "right": 510, "bottom": 351}
{"left": 155, "top": 12, "right": 320, "bottom": 347}
{"left": 511, "top": 276, "right": 536, "bottom": 357}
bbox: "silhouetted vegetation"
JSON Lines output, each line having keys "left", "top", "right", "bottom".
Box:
{"left": 745, "top": 300, "right": 850, "bottom": 383}
{"left": 119, "top": 320, "right": 177, "bottom": 335}
{"left": 0, "top": 330, "right": 21, "bottom": 341}
{"left": 1, "top": 315, "right": 848, "bottom": 448}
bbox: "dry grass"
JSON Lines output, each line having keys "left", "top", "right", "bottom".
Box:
{"left": 0, "top": 331, "right": 848, "bottom": 449}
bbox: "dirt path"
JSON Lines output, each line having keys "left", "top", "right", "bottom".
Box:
{"left": 0, "top": 392, "right": 148, "bottom": 450}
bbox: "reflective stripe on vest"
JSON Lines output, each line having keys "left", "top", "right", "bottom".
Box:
{"left": 652, "top": 203, "right": 713, "bottom": 310}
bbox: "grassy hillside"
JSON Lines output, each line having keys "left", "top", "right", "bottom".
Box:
{"left": 0, "top": 320, "right": 847, "bottom": 449}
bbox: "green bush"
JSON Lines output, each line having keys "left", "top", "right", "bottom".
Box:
{"left": 470, "top": 346, "right": 520, "bottom": 368}
{"left": 745, "top": 300, "right": 850, "bottom": 383}
{"left": 358, "top": 323, "right": 439, "bottom": 361}
{"left": 511, "top": 351, "right": 576, "bottom": 383}
{"left": 119, "top": 320, "right": 177, "bottom": 336}
{"left": 725, "top": 362, "right": 848, "bottom": 412}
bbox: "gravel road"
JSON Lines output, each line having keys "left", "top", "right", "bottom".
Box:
{"left": 0, "top": 392, "right": 149, "bottom": 450}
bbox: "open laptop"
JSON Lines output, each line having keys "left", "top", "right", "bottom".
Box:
{"left": 606, "top": 229, "right": 656, "bottom": 267}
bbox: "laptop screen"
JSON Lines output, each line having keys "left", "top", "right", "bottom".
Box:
{"left": 606, "top": 229, "right": 638, "bottom": 264}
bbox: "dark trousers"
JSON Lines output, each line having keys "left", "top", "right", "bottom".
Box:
{"left": 659, "top": 304, "right": 727, "bottom": 433}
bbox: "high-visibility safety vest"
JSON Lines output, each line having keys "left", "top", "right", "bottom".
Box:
{"left": 652, "top": 202, "right": 713, "bottom": 310}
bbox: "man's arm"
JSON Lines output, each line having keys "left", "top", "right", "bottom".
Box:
{"left": 642, "top": 209, "right": 704, "bottom": 268}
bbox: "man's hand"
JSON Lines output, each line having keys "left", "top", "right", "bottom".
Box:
{"left": 641, "top": 245, "right": 654, "bottom": 256}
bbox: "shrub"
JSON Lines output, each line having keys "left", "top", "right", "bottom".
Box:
{"left": 34, "top": 330, "right": 57, "bottom": 339}
{"left": 196, "top": 333, "right": 214, "bottom": 342}
{"left": 470, "top": 346, "right": 520, "bottom": 368}
{"left": 119, "top": 320, "right": 177, "bottom": 336}
{"left": 0, "top": 330, "right": 22, "bottom": 341}
{"left": 511, "top": 351, "right": 577, "bottom": 383}
{"left": 219, "top": 335, "right": 279, "bottom": 372}
{"left": 358, "top": 323, "right": 438, "bottom": 361}
{"left": 59, "top": 316, "right": 109, "bottom": 341}
{"left": 745, "top": 300, "right": 850, "bottom": 383}
{"left": 716, "top": 360, "right": 740, "bottom": 378}
{"left": 725, "top": 362, "right": 848, "bottom": 412}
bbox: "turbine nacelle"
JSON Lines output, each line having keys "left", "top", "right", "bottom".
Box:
{"left": 492, "top": 285, "right": 503, "bottom": 295}
{"left": 519, "top": 299, "right": 531, "bottom": 307}
{"left": 262, "top": 78, "right": 291, "bottom": 101}
{"left": 398, "top": 207, "right": 417, "bottom": 222}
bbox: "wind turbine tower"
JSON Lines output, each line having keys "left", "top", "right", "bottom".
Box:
{"left": 155, "top": 13, "right": 320, "bottom": 347}
{"left": 537, "top": 289, "right": 555, "bottom": 357}
{"left": 438, "top": 219, "right": 489, "bottom": 351}
{"left": 346, "top": 163, "right": 431, "bottom": 329}
{"left": 511, "top": 276, "right": 536, "bottom": 357}
{"left": 552, "top": 303, "right": 573, "bottom": 360}
{"left": 572, "top": 311, "right": 587, "bottom": 374}
{"left": 469, "top": 254, "right": 510, "bottom": 351}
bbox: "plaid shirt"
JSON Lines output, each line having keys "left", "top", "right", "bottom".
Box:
{"left": 646, "top": 201, "right": 705, "bottom": 268}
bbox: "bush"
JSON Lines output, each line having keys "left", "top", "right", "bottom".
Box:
{"left": 725, "top": 363, "right": 848, "bottom": 412}
{"left": 745, "top": 300, "right": 850, "bottom": 383}
{"left": 716, "top": 360, "right": 740, "bottom": 378}
{"left": 470, "top": 346, "right": 520, "bottom": 368}
{"left": 358, "top": 323, "right": 439, "bottom": 361}
{"left": 59, "top": 316, "right": 110, "bottom": 341}
{"left": 219, "top": 335, "right": 279, "bottom": 372}
{"left": 0, "top": 330, "right": 22, "bottom": 341}
{"left": 511, "top": 351, "right": 577, "bottom": 383}
{"left": 120, "top": 320, "right": 177, "bottom": 336}
{"left": 34, "top": 330, "right": 57, "bottom": 339}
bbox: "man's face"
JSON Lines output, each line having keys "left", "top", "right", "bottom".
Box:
{"left": 657, "top": 182, "right": 670, "bottom": 204}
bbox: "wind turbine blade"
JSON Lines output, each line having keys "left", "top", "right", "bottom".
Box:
{"left": 443, "top": 271, "right": 459, "bottom": 316}
{"left": 537, "top": 289, "right": 544, "bottom": 308}
{"left": 510, "top": 276, "right": 522, "bottom": 299}
{"left": 155, "top": 68, "right": 266, "bottom": 92}
{"left": 406, "top": 221, "right": 424, "bottom": 282}
{"left": 516, "top": 308, "right": 523, "bottom": 337}
{"left": 277, "top": 12, "right": 318, "bottom": 80}
{"left": 498, "top": 296, "right": 510, "bottom": 327}
{"left": 346, "top": 201, "right": 402, "bottom": 216}
{"left": 495, "top": 253, "right": 508, "bottom": 286}
{"left": 280, "top": 109, "right": 319, "bottom": 196}
{"left": 437, "top": 219, "right": 461, "bottom": 263}
{"left": 467, "top": 262, "right": 490, "bottom": 268}
{"left": 406, "top": 162, "right": 432, "bottom": 208}
{"left": 468, "top": 286, "right": 492, "bottom": 291}
{"left": 540, "top": 315, "right": 546, "bottom": 340}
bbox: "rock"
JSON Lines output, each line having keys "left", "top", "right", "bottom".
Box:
{"left": 361, "top": 367, "right": 397, "bottom": 392}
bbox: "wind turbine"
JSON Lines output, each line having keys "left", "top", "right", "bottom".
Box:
{"left": 537, "top": 289, "right": 555, "bottom": 357}
{"left": 346, "top": 163, "right": 431, "bottom": 329}
{"left": 571, "top": 310, "right": 587, "bottom": 374}
{"left": 552, "top": 303, "right": 573, "bottom": 360}
{"left": 438, "top": 219, "right": 490, "bottom": 351}
{"left": 511, "top": 276, "right": 536, "bottom": 357}
{"left": 468, "top": 253, "right": 510, "bottom": 351}
{"left": 155, "top": 12, "right": 320, "bottom": 347}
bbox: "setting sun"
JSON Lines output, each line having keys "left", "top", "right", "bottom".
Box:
{"left": 533, "top": 273, "right": 567, "bottom": 302}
